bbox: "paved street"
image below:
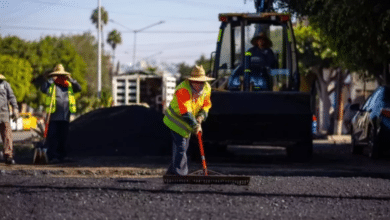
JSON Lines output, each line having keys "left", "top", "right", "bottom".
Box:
{"left": 0, "top": 130, "right": 37, "bottom": 144}
{"left": 0, "top": 140, "right": 389, "bottom": 219}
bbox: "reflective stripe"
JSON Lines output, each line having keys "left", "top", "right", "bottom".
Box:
{"left": 218, "top": 29, "right": 223, "bottom": 42}
{"left": 168, "top": 106, "right": 193, "bottom": 130}
{"left": 46, "top": 84, "right": 56, "bottom": 113}
{"left": 46, "top": 82, "right": 77, "bottom": 114}
{"left": 167, "top": 107, "right": 193, "bottom": 131}
{"left": 165, "top": 108, "right": 192, "bottom": 134}
{"left": 244, "top": 69, "right": 251, "bottom": 73}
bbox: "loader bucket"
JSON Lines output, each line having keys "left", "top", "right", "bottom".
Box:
{"left": 202, "top": 91, "right": 312, "bottom": 146}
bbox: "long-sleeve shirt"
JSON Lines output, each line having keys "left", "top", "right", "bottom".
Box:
{"left": 41, "top": 78, "right": 82, "bottom": 121}
{"left": 175, "top": 84, "right": 212, "bottom": 126}
{"left": 0, "top": 81, "right": 18, "bottom": 123}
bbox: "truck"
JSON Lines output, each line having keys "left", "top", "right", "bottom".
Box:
{"left": 201, "top": 9, "right": 313, "bottom": 161}
{"left": 112, "top": 72, "right": 176, "bottom": 113}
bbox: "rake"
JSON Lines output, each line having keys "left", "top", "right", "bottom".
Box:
{"left": 163, "top": 131, "right": 250, "bottom": 185}
{"left": 33, "top": 85, "right": 55, "bottom": 165}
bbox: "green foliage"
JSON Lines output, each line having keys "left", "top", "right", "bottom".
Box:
{"left": 77, "top": 89, "right": 112, "bottom": 114}
{"left": 177, "top": 62, "right": 193, "bottom": 78}
{"left": 0, "top": 55, "right": 33, "bottom": 102}
{"left": 107, "top": 29, "right": 122, "bottom": 51}
{"left": 65, "top": 33, "right": 112, "bottom": 96}
{"left": 284, "top": 0, "right": 390, "bottom": 80}
{"left": 0, "top": 35, "right": 89, "bottom": 108}
{"left": 177, "top": 54, "right": 213, "bottom": 80}
{"left": 90, "top": 7, "right": 109, "bottom": 30}
{"left": 294, "top": 23, "right": 338, "bottom": 75}
{"left": 195, "top": 54, "right": 213, "bottom": 74}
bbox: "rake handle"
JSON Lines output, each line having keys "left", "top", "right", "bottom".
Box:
{"left": 44, "top": 84, "right": 56, "bottom": 139}
{"left": 197, "top": 131, "right": 208, "bottom": 176}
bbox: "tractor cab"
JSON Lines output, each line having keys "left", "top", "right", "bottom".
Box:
{"left": 211, "top": 13, "right": 299, "bottom": 92}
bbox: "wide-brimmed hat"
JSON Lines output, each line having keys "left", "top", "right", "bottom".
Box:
{"left": 49, "top": 64, "right": 71, "bottom": 76}
{"left": 0, "top": 74, "right": 6, "bottom": 80}
{"left": 250, "top": 32, "right": 273, "bottom": 48}
{"left": 187, "top": 65, "right": 215, "bottom": 82}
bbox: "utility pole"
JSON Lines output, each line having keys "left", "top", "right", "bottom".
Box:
{"left": 132, "top": 21, "right": 165, "bottom": 69}
{"left": 97, "top": 0, "right": 102, "bottom": 98}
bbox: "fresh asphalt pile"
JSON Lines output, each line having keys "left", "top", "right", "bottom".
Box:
{"left": 67, "top": 106, "right": 172, "bottom": 157}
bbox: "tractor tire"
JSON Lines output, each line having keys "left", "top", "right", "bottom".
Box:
{"left": 351, "top": 130, "right": 363, "bottom": 155}
{"left": 367, "top": 126, "right": 380, "bottom": 159}
{"left": 287, "top": 141, "right": 313, "bottom": 162}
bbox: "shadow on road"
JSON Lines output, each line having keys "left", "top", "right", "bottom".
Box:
{"left": 1, "top": 183, "right": 390, "bottom": 201}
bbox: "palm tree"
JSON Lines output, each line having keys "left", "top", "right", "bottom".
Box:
{"left": 90, "top": 6, "right": 108, "bottom": 30}
{"left": 107, "top": 29, "right": 122, "bottom": 72}
{"left": 90, "top": 7, "right": 109, "bottom": 47}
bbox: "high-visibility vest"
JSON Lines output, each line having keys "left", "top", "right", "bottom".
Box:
{"left": 45, "top": 82, "right": 76, "bottom": 114}
{"left": 163, "top": 80, "right": 211, "bottom": 138}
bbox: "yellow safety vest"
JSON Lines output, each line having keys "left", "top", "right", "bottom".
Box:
{"left": 163, "top": 80, "right": 211, "bottom": 138}
{"left": 45, "top": 82, "right": 77, "bottom": 114}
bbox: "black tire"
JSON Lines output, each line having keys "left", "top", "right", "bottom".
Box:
{"left": 287, "top": 141, "right": 313, "bottom": 162}
{"left": 367, "top": 126, "right": 380, "bottom": 159}
{"left": 351, "top": 128, "right": 363, "bottom": 155}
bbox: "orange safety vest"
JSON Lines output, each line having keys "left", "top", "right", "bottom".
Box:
{"left": 163, "top": 80, "right": 212, "bottom": 138}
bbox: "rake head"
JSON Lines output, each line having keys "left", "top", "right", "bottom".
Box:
{"left": 163, "top": 171, "right": 250, "bottom": 185}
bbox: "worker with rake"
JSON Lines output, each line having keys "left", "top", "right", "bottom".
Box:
{"left": 163, "top": 65, "right": 214, "bottom": 176}
{"left": 40, "top": 64, "right": 81, "bottom": 164}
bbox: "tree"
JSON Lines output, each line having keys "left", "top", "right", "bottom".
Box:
{"left": 66, "top": 33, "right": 112, "bottom": 96}
{"left": 177, "top": 62, "right": 193, "bottom": 80}
{"left": 295, "top": 23, "right": 349, "bottom": 134}
{"left": 195, "top": 54, "right": 213, "bottom": 75}
{"left": 107, "top": 29, "right": 122, "bottom": 71}
{"left": 90, "top": 6, "right": 109, "bottom": 30}
{"left": 0, "top": 35, "right": 88, "bottom": 108}
{"left": 90, "top": 6, "right": 109, "bottom": 48}
{"left": 281, "top": 0, "right": 390, "bottom": 84}
{"left": 0, "top": 55, "right": 33, "bottom": 103}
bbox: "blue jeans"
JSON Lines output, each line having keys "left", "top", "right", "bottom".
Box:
{"left": 166, "top": 131, "right": 191, "bottom": 176}
{"left": 44, "top": 121, "right": 69, "bottom": 160}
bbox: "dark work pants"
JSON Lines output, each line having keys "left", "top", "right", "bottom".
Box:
{"left": 166, "top": 131, "right": 191, "bottom": 176}
{"left": 44, "top": 121, "right": 69, "bottom": 160}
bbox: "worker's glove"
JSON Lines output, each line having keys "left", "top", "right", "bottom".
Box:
{"left": 12, "top": 109, "right": 19, "bottom": 121}
{"left": 195, "top": 123, "right": 202, "bottom": 134}
{"left": 196, "top": 115, "right": 204, "bottom": 124}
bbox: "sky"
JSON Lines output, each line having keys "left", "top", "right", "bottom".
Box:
{"left": 0, "top": 0, "right": 256, "bottom": 68}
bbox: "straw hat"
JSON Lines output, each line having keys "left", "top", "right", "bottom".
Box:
{"left": 0, "top": 74, "right": 6, "bottom": 80}
{"left": 49, "top": 64, "right": 71, "bottom": 76}
{"left": 187, "top": 65, "right": 215, "bottom": 81}
{"left": 250, "top": 32, "right": 273, "bottom": 48}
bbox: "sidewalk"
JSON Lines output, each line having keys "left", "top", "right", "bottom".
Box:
{"left": 314, "top": 135, "right": 351, "bottom": 144}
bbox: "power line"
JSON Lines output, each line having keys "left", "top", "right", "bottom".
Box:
{"left": 25, "top": 0, "right": 215, "bottom": 21}
{"left": 0, "top": 25, "right": 217, "bottom": 34}
{"left": 0, "top": 25, "right": 91, "bottom": 32}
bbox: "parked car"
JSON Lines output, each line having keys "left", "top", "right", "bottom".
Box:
{"left": 350, "top": 86, "right": 390, "bottom": 158}
{"left": 20, "top": 113, "right": 38, "bottom": 131}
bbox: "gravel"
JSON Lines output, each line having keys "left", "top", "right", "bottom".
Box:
{"left": 0, "top": 175, "right": 389, "bottom": 220}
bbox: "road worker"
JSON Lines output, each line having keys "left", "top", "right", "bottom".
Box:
{"left": 40, "top": 64, "right": 81, "bottom": 164}
{"left": 0, "top": 74, "right": 19, "bottom": 165}
{"left": 163, "top": 65, "right": 214, "bottom": 176}
{"left": 228, "top": 32, "right": 277, "bottom": 90}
